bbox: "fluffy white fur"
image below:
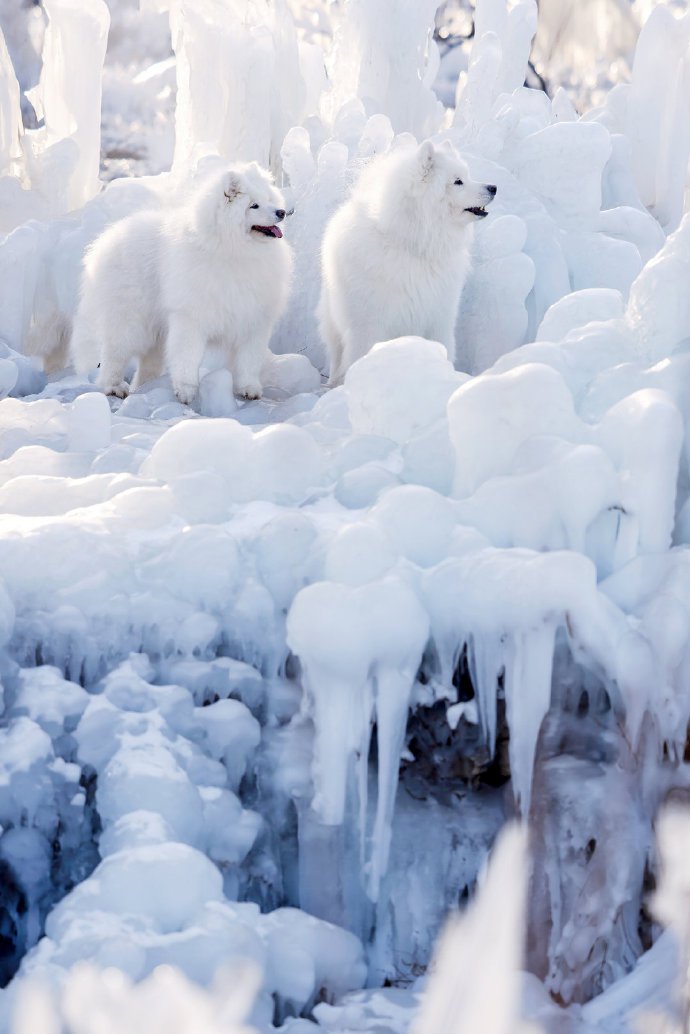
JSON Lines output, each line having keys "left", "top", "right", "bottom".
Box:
{"left": 25, "top": 311, "right": 71, "bottom": 375}
{"left": 71, "top": 163, "right": 293, "bottom": 403}
{"left": 318, "top": 140, "right": 497, "bottom": 384}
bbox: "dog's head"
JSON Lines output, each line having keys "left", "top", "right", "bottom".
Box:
{"left": 413, "top": 140, "right": 497, "bottom": 225}
{"left": 196, "top": 163, "right": 289, "bottom": 241}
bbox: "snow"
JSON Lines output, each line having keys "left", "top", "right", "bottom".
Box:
{"left": 411, "top": 824, "right": 528, "bottom": 1034}
{"left": 2, "top": 0, "right": 690, "bottom": 1031}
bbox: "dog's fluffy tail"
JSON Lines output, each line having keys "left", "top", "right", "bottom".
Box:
{"left": 24, "top": 311, "right": 72, "bottom": 374}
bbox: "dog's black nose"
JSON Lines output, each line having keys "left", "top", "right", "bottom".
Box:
{"left": 487, "top": 184, "right": 497, "bottom": 196}
{"left": 275, "top": 209, "right": 286, "bottom": 221}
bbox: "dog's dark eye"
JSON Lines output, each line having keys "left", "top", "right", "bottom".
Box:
{"left": 249, "top": 203, "right": 259, "bottom": 210}
{"left": 455, "top": 178, "right": 464, "bottom": 186}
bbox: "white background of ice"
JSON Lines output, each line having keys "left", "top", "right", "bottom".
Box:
{"left": 2, "top": 0, "right": 690, "bottom": 1032}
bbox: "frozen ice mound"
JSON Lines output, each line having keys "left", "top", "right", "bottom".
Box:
{"left": 1, "top": 651, "right": 366, "bottom": 1016}
{"left": 344, "top": 337, "right": 465, "bottom": 444}
{"left": 536, "top": 288, "right": 625, "bottom": 342}
{"left": 145, "top": 418, "right": 326, "bottom": 506}
{"left": 8, "top": 666, "right": 88, "bottom": 738}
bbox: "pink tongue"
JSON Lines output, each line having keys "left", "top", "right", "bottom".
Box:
{"left": 268, "top": 225, "right": 283, "bottom": 238}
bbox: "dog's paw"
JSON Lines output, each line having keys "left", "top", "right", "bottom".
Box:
{"left": 236, "top": 383, "right": 262, "bottom": 401}
{"left": 104, "top": 382, "right": 130, "bottom": 399}
{"left": 173, "top": 382, "right": 198, "bottom": 406}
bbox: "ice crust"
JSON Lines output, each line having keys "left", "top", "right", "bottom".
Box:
{"left": 2, "top": 0, "right": 690, "bottom": 1031}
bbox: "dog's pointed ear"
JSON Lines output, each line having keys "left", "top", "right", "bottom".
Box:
{"left": 439, "top": 139, "right": 455, "bottom": 155}
{"left": 248, "top": 159, "right": 274, "bottom": 182}
{"left": 223, "top": 172, "right": 242, "bottom": 202}
{"left": 416, "top": 140, "right": 436, "bottom": 178}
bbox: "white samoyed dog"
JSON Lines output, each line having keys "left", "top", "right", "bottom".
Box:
{"left": 318, "top": 140, "right": 497, "bottom": 384}
{"left": 71, "top": 163, "right": 293, "bottom": 403}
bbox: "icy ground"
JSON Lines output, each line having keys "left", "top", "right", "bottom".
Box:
{"left": 3, "top": 0, "right": 690, "bottom": 1031}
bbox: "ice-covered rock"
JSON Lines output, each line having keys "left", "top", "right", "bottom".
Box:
{"left": 527, "top": 658, "right": 652, "bottom": 1005}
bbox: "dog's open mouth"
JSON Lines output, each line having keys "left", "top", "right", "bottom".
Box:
{"left": 465, "top": 206, "right": 488, "bottom": 218}
{"left": 252, "top": 224, "right": 283, "bottom": 238}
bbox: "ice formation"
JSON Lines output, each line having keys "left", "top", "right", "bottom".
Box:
{"left": 165, "top": 0, "right": 308, "bottom": 173}
{"left": 324, "top": 0, "right": 443, "bottom": 138}
{"left": 2, "top": 0, "right": 690, "bottom": 1032}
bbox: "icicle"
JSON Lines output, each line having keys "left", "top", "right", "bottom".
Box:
{"left": 468, "top": 633, "right": 505, "bottom": 756}
{"left": 503, "top": 623, "right": 556, "bottom": 815}
{"left": 367, "top": 665, "right": 416, "bottom": 901}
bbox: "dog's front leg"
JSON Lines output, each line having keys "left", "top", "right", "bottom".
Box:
{"left": 233, "top": 329, "right": 271, "bottom": 401}
{"left": 166, "top": 312, "right": 206, "bottom": 406}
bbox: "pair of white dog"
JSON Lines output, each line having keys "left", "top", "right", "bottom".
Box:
{"left": 53, "top": 141, "right": 496, "bottom": 402}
